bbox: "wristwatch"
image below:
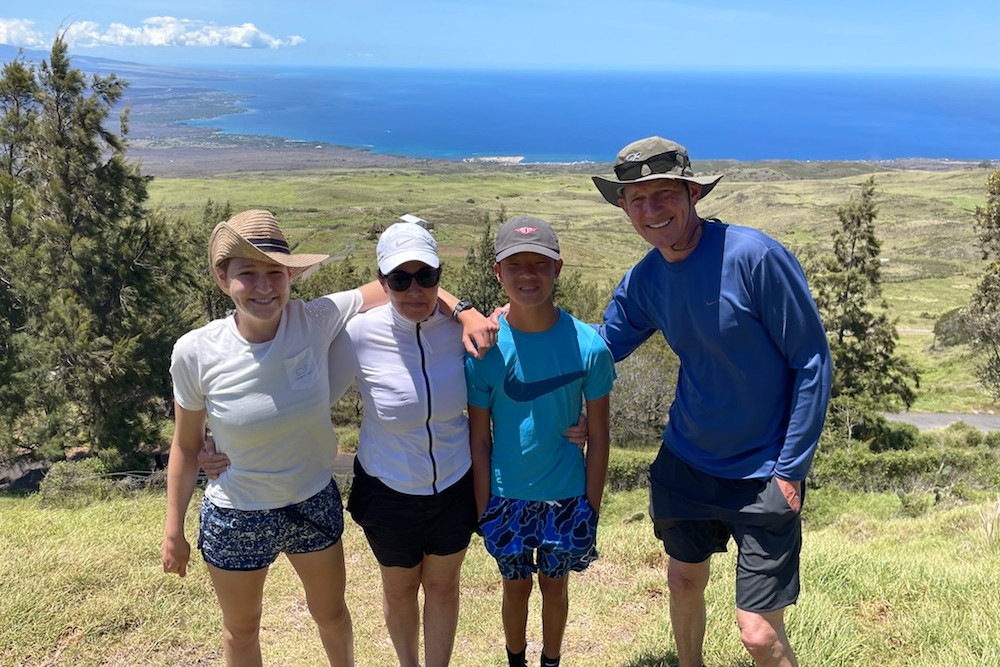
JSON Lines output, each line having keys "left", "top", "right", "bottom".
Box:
{"left": 451, "top": 300, "right": 475, "bottom": 321}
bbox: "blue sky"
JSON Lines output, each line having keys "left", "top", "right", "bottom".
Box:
{"left": 1, "top": 1, "right": 998, "bottom": 72}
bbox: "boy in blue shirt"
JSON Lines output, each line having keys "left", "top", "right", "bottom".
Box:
{"left": 466, "top": 216, "right": 616, "bottom": 667}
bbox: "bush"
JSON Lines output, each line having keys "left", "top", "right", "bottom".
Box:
{"left": 609, "top": 338, "right": 677, "bottom": 449}
{"left": 335, "top": 427, "right": 359, "bottom": 454}
{"left": 984, "top": 432, "right": 1000, "bottom": 449}
{"left": 933, "top": 307, "right": 973, "bottom": 347}
{"left": 868, "top": 420, "right": 922, "bottom": 453}
{"left": 606, "top": 448, "right": 655, "bottom": 492}
{"left": 896, "top": 489, "right": 933, "bottom": 518}
{"left": 812, "top": 446, "right": 1000, "bottom": 493}
{"left": 38, "top": 458, "right": 113, "bottom": 508}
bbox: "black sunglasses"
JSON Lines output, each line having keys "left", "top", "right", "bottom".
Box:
{"left": 614, "top": 150, "right": 689, "bottom": 181}
{"left": 380, "top": 266, "right": 442, "bottom": 292}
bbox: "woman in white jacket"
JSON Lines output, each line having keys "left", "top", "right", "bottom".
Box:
{"left": 331, "top": 222, "right": 475, "bottom": 667}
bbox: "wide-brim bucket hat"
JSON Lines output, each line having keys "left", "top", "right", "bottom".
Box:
{"left": 209, "top": 209, "right": 329, "bottom": 279}
{"left": 592, "top": 136, "right": 724, "bottom": 207}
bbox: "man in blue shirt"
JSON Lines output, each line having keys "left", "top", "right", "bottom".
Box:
{"left": 591, "top": 137, "right": 832, "bottom": 667}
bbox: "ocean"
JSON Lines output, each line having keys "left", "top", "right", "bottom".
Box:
{"left": 183, "top": 67, "right": 1000, "bottom": 163}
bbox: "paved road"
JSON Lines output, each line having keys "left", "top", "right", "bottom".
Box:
{"left": 884, "top": 412, "right": 1000, "bottom": 432}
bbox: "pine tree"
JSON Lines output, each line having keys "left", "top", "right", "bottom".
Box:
{"left": 0, "top": 53, "right": 38, "bottom": 428}
{"left": 1, "top": 38, "right": 201, "bottom": 464}
{"left": 968, "top": 167, "right": 1000, "bottom": 398}
{"left": 453, "top": 209, "right": 505, "bottom": 313}
{"left": 813, "top": 176, "right": 919, "bottom": 411}
{"left": 199, "top": 199, "right": 235, "bottom": 321}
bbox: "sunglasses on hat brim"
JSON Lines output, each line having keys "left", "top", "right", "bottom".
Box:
{"left": 613, "top": 150, "right": 690, "bottom": 182}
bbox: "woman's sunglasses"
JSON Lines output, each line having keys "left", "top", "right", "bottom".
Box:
{"left": 380, "top": 266, "right": 442, "bottom": 292}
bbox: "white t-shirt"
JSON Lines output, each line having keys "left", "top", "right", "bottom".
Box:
{"left": 171, "top": 291, "right": 363, "bottom": 510}
{"left": 330, "top": 303, "right": 471, "bottom": 496}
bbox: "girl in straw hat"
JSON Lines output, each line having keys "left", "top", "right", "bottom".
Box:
{"left": 161, "top": 210, "right": 496, "bottom": 666}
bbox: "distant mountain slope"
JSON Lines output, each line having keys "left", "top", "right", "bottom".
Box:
{"left": 0, "top": 42, "right": 247, "bottom": 86}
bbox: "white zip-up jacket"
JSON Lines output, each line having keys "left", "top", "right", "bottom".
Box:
{"left": 330, "top": 303, "right": 471, "bottom": 495}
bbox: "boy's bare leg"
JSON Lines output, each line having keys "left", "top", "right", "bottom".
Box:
{"left": 501, "top": 577, "right": 534, "bottom": 653}
{"left": 537, "top": 573, "right": 569, "bottom": 661}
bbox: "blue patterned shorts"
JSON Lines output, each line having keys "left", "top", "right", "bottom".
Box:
{"left": 198, "top": 480, "right": 345, "bottom": 571}
{"left": 479, "top": 494, "right": 598, "bottom": 580}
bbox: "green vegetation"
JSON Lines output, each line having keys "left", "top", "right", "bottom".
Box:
{"left": 2, "top": 481, "right": 998, "bottom": 666}
{"left": 814, "top": 176, "right": 919, "bottom": 410}
{"left": 968, "top": 167, "right": 1000, "bottom": 398}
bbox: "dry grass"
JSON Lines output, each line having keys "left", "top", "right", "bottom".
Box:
{"left": 3, "top": 486, "right": 1000, "bottom": 666}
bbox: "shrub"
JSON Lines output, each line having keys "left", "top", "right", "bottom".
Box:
{"left": 609, "top": 338, "right": 677, "bottom": 449}
{"left": 38, "top": 458, "right": 113, "bottom": 509}
{"left": 606, "top": 448, "right": 655, "bottom": 492}
{"left": 984, "top": 432, "right": 1000, "bottom": 449}
{"left": 933, "top": 307, "right": 973, "bottom": 347}
{"left": 896, "top": 489, "right": 933, "bottom": 518}
{"left": 812, "top": 446, "right": 1000, "bottom": 493}
{"left": 335, "top": 427, "right": 359, "bottom": 454}
{"left": 868, "top": 420, "right": 922, "bottom": 452}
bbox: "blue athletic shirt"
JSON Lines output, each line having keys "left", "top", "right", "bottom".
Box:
{"left": 465, "top": 309, "right": 616, "bottom": 501}
{"left": 595, "top": 221, "right": 832, "bottom": 481}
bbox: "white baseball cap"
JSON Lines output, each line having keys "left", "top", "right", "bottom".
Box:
{"left": 376, "top": 222, "right": 440, "bottom": 274}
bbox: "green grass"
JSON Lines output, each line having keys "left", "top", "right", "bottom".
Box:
{"left": 148, "top": 163, "right": 999, "bottom": 412}
{"left": 3, "top": 488, "right": 999, "bottom": 666}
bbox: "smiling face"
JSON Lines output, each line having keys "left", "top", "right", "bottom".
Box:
{"left": 380, "top": 260, "right": 440, "bottom": 323}
{"left": 619, "top": 178, "right": 703, "bottom": 261}
{"left": 494, "top": 251, "right": 563, "bottom": 310}
{"left": 215, "top": 257, "right": 291, "bottom": 342}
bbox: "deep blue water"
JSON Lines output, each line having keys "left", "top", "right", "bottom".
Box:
{"left": 184, "top": 68, "right": 1000, "bottom": 163}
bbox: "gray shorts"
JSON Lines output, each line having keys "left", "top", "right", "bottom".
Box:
{"left": 198, "top": 480, "right": 344, "bottom": 571}
{"left": 648, "top": 447, "right": 802, "bottom": 613}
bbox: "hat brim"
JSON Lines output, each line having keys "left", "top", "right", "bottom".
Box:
{"left": 592, "top": 172, "right": 724, "bottom": 207}
{"left": 495, "top": 244, "right": 561, "bottom": 263}
{"left": 377, "top": 249, "right": 441, "bottom": 275}
{"left": 211, "top": 224, "right": 329, "bottom": 279}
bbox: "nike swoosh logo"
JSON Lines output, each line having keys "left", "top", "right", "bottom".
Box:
{"left": 503, "top": 363, "right": 586, "bottom": 402}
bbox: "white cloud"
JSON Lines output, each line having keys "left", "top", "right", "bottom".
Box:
{"left": 0, "top": 18, "right": 48, "bottom": 48}
{"left": 3, "top": 16, "right": 304, "bottom": 50}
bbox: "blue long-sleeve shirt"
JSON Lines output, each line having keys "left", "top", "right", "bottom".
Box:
{"left": 596, "top": 221, "right": 832, "bottom": 481}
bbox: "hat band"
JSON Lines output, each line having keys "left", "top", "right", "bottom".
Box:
{"left": 248, "top": 237, "right": 290, "bottom": 254}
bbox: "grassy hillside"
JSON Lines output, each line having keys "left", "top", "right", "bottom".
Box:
{"left": 147, "top": 161, "right": 998, "bottom": 412}
{"left": 2, "top": 487, "right": 997, "bottom": 666}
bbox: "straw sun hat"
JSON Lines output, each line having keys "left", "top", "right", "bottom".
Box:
{"left": 209, "top": 209, "right": 329, "bottom": 279}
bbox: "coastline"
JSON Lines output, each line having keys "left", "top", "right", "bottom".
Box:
{"left": 128, "top": 132, "right": 991, "bottom": 180}
{"left": 119, "top": 82, "right": 994, "bottom": 179}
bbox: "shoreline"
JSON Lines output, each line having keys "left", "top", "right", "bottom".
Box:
{"left": 128, "top": 131, "right": 993, "bottom": 179}
{"left": 117, "top": 80, "right": 996, "bottom": 179}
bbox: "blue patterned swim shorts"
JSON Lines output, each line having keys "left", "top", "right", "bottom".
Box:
{"left": 479, "top": 494, "right": 598, "bottom": 580}
{"left": 198, "top": 480, "right": 344, "bottom": 571}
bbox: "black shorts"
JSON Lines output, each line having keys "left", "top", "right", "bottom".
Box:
{"left": 346, "top": 458, "right": 477, "bottom": 568}
{"left": 647, "top": 447, "right": 803, "bottom": 613}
